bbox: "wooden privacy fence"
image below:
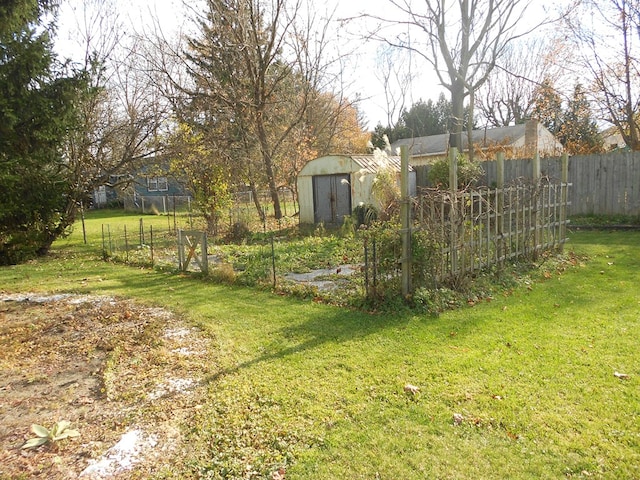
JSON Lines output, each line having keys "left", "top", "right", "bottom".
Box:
{"left": 415, "top": 151, "right": 640, "bottom": 216}
{"left": 475, "top": 151, "right": 638, "bottom": 216}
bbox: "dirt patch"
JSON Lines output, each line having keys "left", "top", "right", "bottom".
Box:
{"left": 0, "top": 293, "right": 214, "bottom": 479}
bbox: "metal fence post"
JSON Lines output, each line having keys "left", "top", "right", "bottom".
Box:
{"left": 124, "top": 225, "right": 129, "bottom": 263}
{"left": 201, "top": 231, "right": 208, "bottom": 274}
{"left": 177, "top": 229, "right": 184, "bottom": 271}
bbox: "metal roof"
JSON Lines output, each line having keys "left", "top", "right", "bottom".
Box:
{"left": 350, "top": 155, "right": 414, "bottom": 174}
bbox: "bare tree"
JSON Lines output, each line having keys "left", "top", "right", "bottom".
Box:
{"left": 374, "top": 45, "right": 416, "bottom": 129}
{"left": 566, "top": 0, "right": 640, "bottom": 150}
{"left": 181, "top": 0, "right": 338, "bottom": 220}
{"left": 475, "top": 37, "right": 567, "bottom": 127}
{"left": 62, "top": 0, "right": 170, "bottom": 206}
{"left": 369, "top": 0, "right": 541, "bottom": 151}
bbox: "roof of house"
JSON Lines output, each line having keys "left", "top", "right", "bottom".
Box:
{"left": 391, "top": 123, "right": 532, "bottom": 157}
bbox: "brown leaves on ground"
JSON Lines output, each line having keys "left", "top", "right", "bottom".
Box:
{"left": 0, "top": 294, "right": 214, "bottom": 479}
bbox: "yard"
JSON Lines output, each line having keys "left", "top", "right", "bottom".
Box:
{"left": 0, "top": 214, "right": 639, "bottom": 479}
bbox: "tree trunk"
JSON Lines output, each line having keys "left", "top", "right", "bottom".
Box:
{"left": 449, "top": 79, "right": 466, "bottom": 152}
{"left": 467, "top": 88, "right": 475, "bottom": 162}
{"left": 256, "top": 116, "right": 283, "bottom": 219}
{"left": 622, "top": 5, "right": 640, "bottom": 150}
{"left": 204, "top": 212, "right": 218, "bottom": 236}
{"left": 249, "top": 181, "right": 264, "bottom": 223}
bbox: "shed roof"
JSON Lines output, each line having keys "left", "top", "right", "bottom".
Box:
{"left": 299, "top": 154, "right": 414, "bottom": 177}
{"left": 350, "top": 155, "right": 413, "bottom": 174}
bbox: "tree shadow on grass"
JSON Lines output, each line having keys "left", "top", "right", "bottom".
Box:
{"left": 79, "top": 266, "right": 417, "bottom": 384}
{"left": 202, "top": 304, "right": 414, "bottom": 384}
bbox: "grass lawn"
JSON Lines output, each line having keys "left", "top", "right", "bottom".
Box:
{"left": 1, "top": 221, "right": 639, "bottom": 479}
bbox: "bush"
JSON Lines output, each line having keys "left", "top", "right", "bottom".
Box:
{"left": 352, "top": 204, "right": 378, "bottom": 228}
{"left": 226, "top": 221, "right": 251, "bottom": 243}
{"left": 427, "top": 153, "right": 484, "bottom": 189}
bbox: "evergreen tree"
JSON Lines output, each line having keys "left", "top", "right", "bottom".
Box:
{"left": 559, "top": 84, "right": 604, "bottom": 154}
{"left": 0, "top": 0, "right": 88, "bottom": 264}
{"left": 371, "top": 123, "right": 393, "bottom": 151}
{"left": 378, "top": 93, "right": 475, "bottom": 145}
{"left": 398, "top": 98, "right": 448, "bottom": 139}
{"left": 531, "top": 78, "right": 563, "bottom": 135}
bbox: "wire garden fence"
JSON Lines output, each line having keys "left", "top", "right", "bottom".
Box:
{"left": 100, "top": 220, "right": 179, "bottom": 267}
{"left": 99, "top": 153, "right": 571, "bottom": 304}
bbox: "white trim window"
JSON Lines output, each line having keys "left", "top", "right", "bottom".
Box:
{"left": 147, "top": 176, "right": 168, "bottom": 192}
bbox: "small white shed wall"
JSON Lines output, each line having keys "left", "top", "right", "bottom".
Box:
{"left": 297, "top": 155, "right": 359, "bottom": 224}
{"left": 297, "top": 155, "right": 416, "bottom": 224}
{"left": 297, "top": 171, "right": 378, "bottom": 224}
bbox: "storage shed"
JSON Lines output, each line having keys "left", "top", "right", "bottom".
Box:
{"left": 297, "top": 154, "right": 416, "bottom": 225}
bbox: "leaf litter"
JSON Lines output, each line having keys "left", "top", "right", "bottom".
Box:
{"left": 0, "top": 293, "right": 215, "bottom": 479}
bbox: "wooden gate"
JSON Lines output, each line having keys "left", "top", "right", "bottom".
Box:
{"left": 177, "top": 230, "right": 208, "bottom": 273}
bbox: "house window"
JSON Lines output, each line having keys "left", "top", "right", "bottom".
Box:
{"left": 147, "top": 176, "right": 168, "bottom": 192}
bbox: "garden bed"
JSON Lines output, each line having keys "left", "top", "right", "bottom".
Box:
{"left": 0, "top": 294, "right": 213, "bottom": 479}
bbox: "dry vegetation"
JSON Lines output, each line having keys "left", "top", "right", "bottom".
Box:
{"left": 0, "top": 294, "right": 214, "bottom": 479}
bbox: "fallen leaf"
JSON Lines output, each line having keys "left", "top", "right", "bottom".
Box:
{"left": 271, "top": 467, "right": 286, "bottom": 480}
{"left": 404, "top": 384, "right": 420, "bottom": 395}
{"left": 453, "top": 413, "right": 464, "bottom": 425}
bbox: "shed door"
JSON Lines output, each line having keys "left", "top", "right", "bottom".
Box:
{"left": 312, "top": 174, "right": 351, "bottom": 224}
{"left": 93, "top": 186, "right": 107, "bottom": 206}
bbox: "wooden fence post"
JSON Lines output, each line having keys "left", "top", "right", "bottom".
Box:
{"left": 497, "top": 152, "right": 505, "bottom": 267}
{"left": 400, "top": 145, "right": 412, "bottom": 297}
{"left": 449, "top": 147, "right": 459, "bottom": 277}
{"left": 560, "top": 153, "right": 569, "bottom": 250}
{"left": 532, "top": 152, "right": 541, "bottom": 258}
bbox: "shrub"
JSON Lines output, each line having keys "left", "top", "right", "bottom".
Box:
{"left": 352, "top": 204, "right": 378, "bottom": 228}
{"left": 226, "top": 221, "right": 251, "bottom": 243}
{"left": 371, "top": 167, "right": 401, "bottom": 220}
{"left": 427, "top": 153, "right": 484, "bottom": 189}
